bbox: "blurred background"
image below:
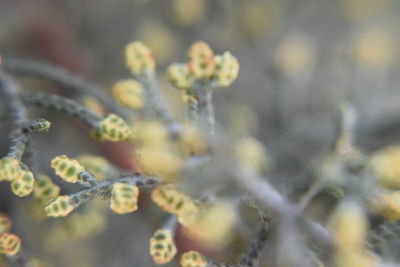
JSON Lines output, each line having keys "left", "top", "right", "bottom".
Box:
{"left": 1, "top": 0, "right": 400, "bottom": 266}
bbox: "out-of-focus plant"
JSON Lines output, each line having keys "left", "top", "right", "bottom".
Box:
{"left": 1, "top": 34, "right": 400, "bottom": 267}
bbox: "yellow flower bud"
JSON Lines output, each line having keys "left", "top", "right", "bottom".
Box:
{"left": 44, "top": 196, "right": 74, "bottom": 217}
{"left": 183, "top": 201, "right": 235, "bottom": 248}
{"left": 0, "top": 233, "right": 21, "bottom": 256}
{"left": 125, "top": 41, "right": 156, "bottom": 75}
{"left": 151, "top": 186, "right": 189, "bottom": 215}
{"left": 34, "top": 175, "right": 60, "bottom": 205}
{"left": 149, "top": 229, "right": 177, "bottom": 264}
{"left": 237, "top": 1, "right": 278, "bottom": 38}
{"left": 151, "top": 186, "right": 203, "bottom": 227}
{"left": 167, "top": 63, "right": 195, "bottom": 89}
{"left": 170, "top": 0, "right": 206, "bottom": 27}
{"left": 136, "top": 147, "right": 183, "bottom": 179}
{"left": 76, "top": 155, "right": 110, "bottom": 180}
{"left": 188, "top": 41, "right": 216, "bottom": 78}
{"left": 376, "top": 191, "right": 400, "bottom": 221}
{"left": 26, "top": 119, "right": 51, "bottom": 132}
{"left": 214, "top": 52, "right": 239, "bottom": 88}
{"left": 96, "top": 114, "right": 132, "bottom": 142}
{"left": 352, "top": 27, "right": 393, "bottom": 69}
{"left": 111, "top": 79, "right": 144, "bottom": 110}
{"left": 370, "top": 146, "right": 400, "bottom": 189}
{"left": 11, "top": 167, "right": 34, "bottom": 197}
{"left": 235, "top": 137, "right": 268, "bottom": 172}
{"left": 0, "top": 214, "right": 12, "bottom": 233}
{"left": 51, "top": 155, "right": 85, "bottom": 183}
{"left": 180, "top": 251, "right": 207, "bottom": 267}
{"left": 131, "top": 121, "right": 168, "bottom": 148}
{"left": 178, "top": 123, "right": 207, "bottom": 156}
{"left": 330, "top": 200, "right": 368, "bottom": 249}
{"left": 177, "top": 199, "right": 204, "bottom": 227}
{"left": 0, "top": 157, "right": 21, "bottom": 182}
{"left": 188, "top": 41, "right": 214, "bottom": 61}
{"left": 275, "top": 36, "right": 314, "bottom": 75}
{"left": 137, "top": 22, "right": 177, "bottom": 64}
{"left": 110, "top": 183, "right": 139, "bottom": 214}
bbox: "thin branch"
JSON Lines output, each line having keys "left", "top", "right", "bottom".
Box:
{"left": 237, "top": 224, "right": 270, "bottom": 267}
{"left": 298, "top": 104, "right": 360, "bottom": 211}
{"left": 297, "top": 179, "right": 323, "bottom": 211}
{"left": 190, "top": 82, "right": 216, "bottom": 139}
{"left": 69, "top": 173, "right": 161, "bottom": 209}
{"left": 7, "top": 119, "right": 51, "bottom": 160}
{"left": 187, "top": 93, "right": 199, "bottom": 122}
{"left": 0, "top": 71, "right": 29, "bottom": 160}
{"left": 138, "top": 75, "right": 175, "bottom": 124}
{"left": 1, "top": 56, "right": 130, "bottom": 119}
{"left": 205, "top": 89, "right": 216, "bottom": 138}
{"left": 21, "top": 92, "right": 102, "bottom": 128}
{"left": 232, "top": 169, "right": 333, "bottom": 250}
{"left": 78, "top": 170, "right": 99, "bottom": 187}
{"left": 161, "top": 214, "right": 178, "bottom": 236}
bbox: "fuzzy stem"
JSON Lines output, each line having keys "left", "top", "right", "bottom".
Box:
{"left": 7, "top": 130, "right": 29, "bottom": 160}
{"left": 78, "top": 171, "right": 99, "bottom": 187}
{"left": 205, "top": 89, "right": 216, "bottom": 138}
{"left": 69, "top": 182, "right": 110, "bottom": 208}
{"left": 233, "top": 169, "right": 333, "bottom": 250}
{"left": 238, "top": 225, "right": 270, "bottom": 267}
{"left": 162, "top": 215, "right": 178, "bottom": 236}
{"left": 187, "top": 94, "right": 199, "bottom": 122}
{"left": 117, "top": 173, "right": 161, "bottom": 187}
{"left": 69, "top": 173, "right": 161, "bottom": 209}
{"left": 192, "top": 82, "right": 216, "bottom": 139}
{"left": 297, "top": 179, "right": 323, "bottom": 211}
{"left": 1, "top": 56, "right": 130, "bottom": 119}
{"left": 7, "top": 120, "right": 50, "bottom": 160}
{"left": 0, "top": 71, "right": 29, "bottom": 160}
{"left": 21, "top": 92, "right": 102, "bottom": 128}
{"left": 332, "top": 104, "right": 359, "bottom": 163}
{"left": 139, "top": 74, "right": 175, "bottom": 124}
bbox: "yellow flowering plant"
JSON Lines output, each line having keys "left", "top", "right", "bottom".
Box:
{"left": 0, "top": 32, "right": 399, "bottom": 267}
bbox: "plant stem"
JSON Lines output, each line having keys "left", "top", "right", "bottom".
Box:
{"left": 0, "top": 71, "right": 29, "bottom": 160}
{"left": 21, "top": 92, "right": 102, "bottom": 128}
{"left": 232, "top": 169, "right": 333, "bottom": 250}
{"left": 2, "top": 56, "right": 130, "bottom": 119}
{"left": 139, "top": 74, "right": 175, "bottom": 125}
